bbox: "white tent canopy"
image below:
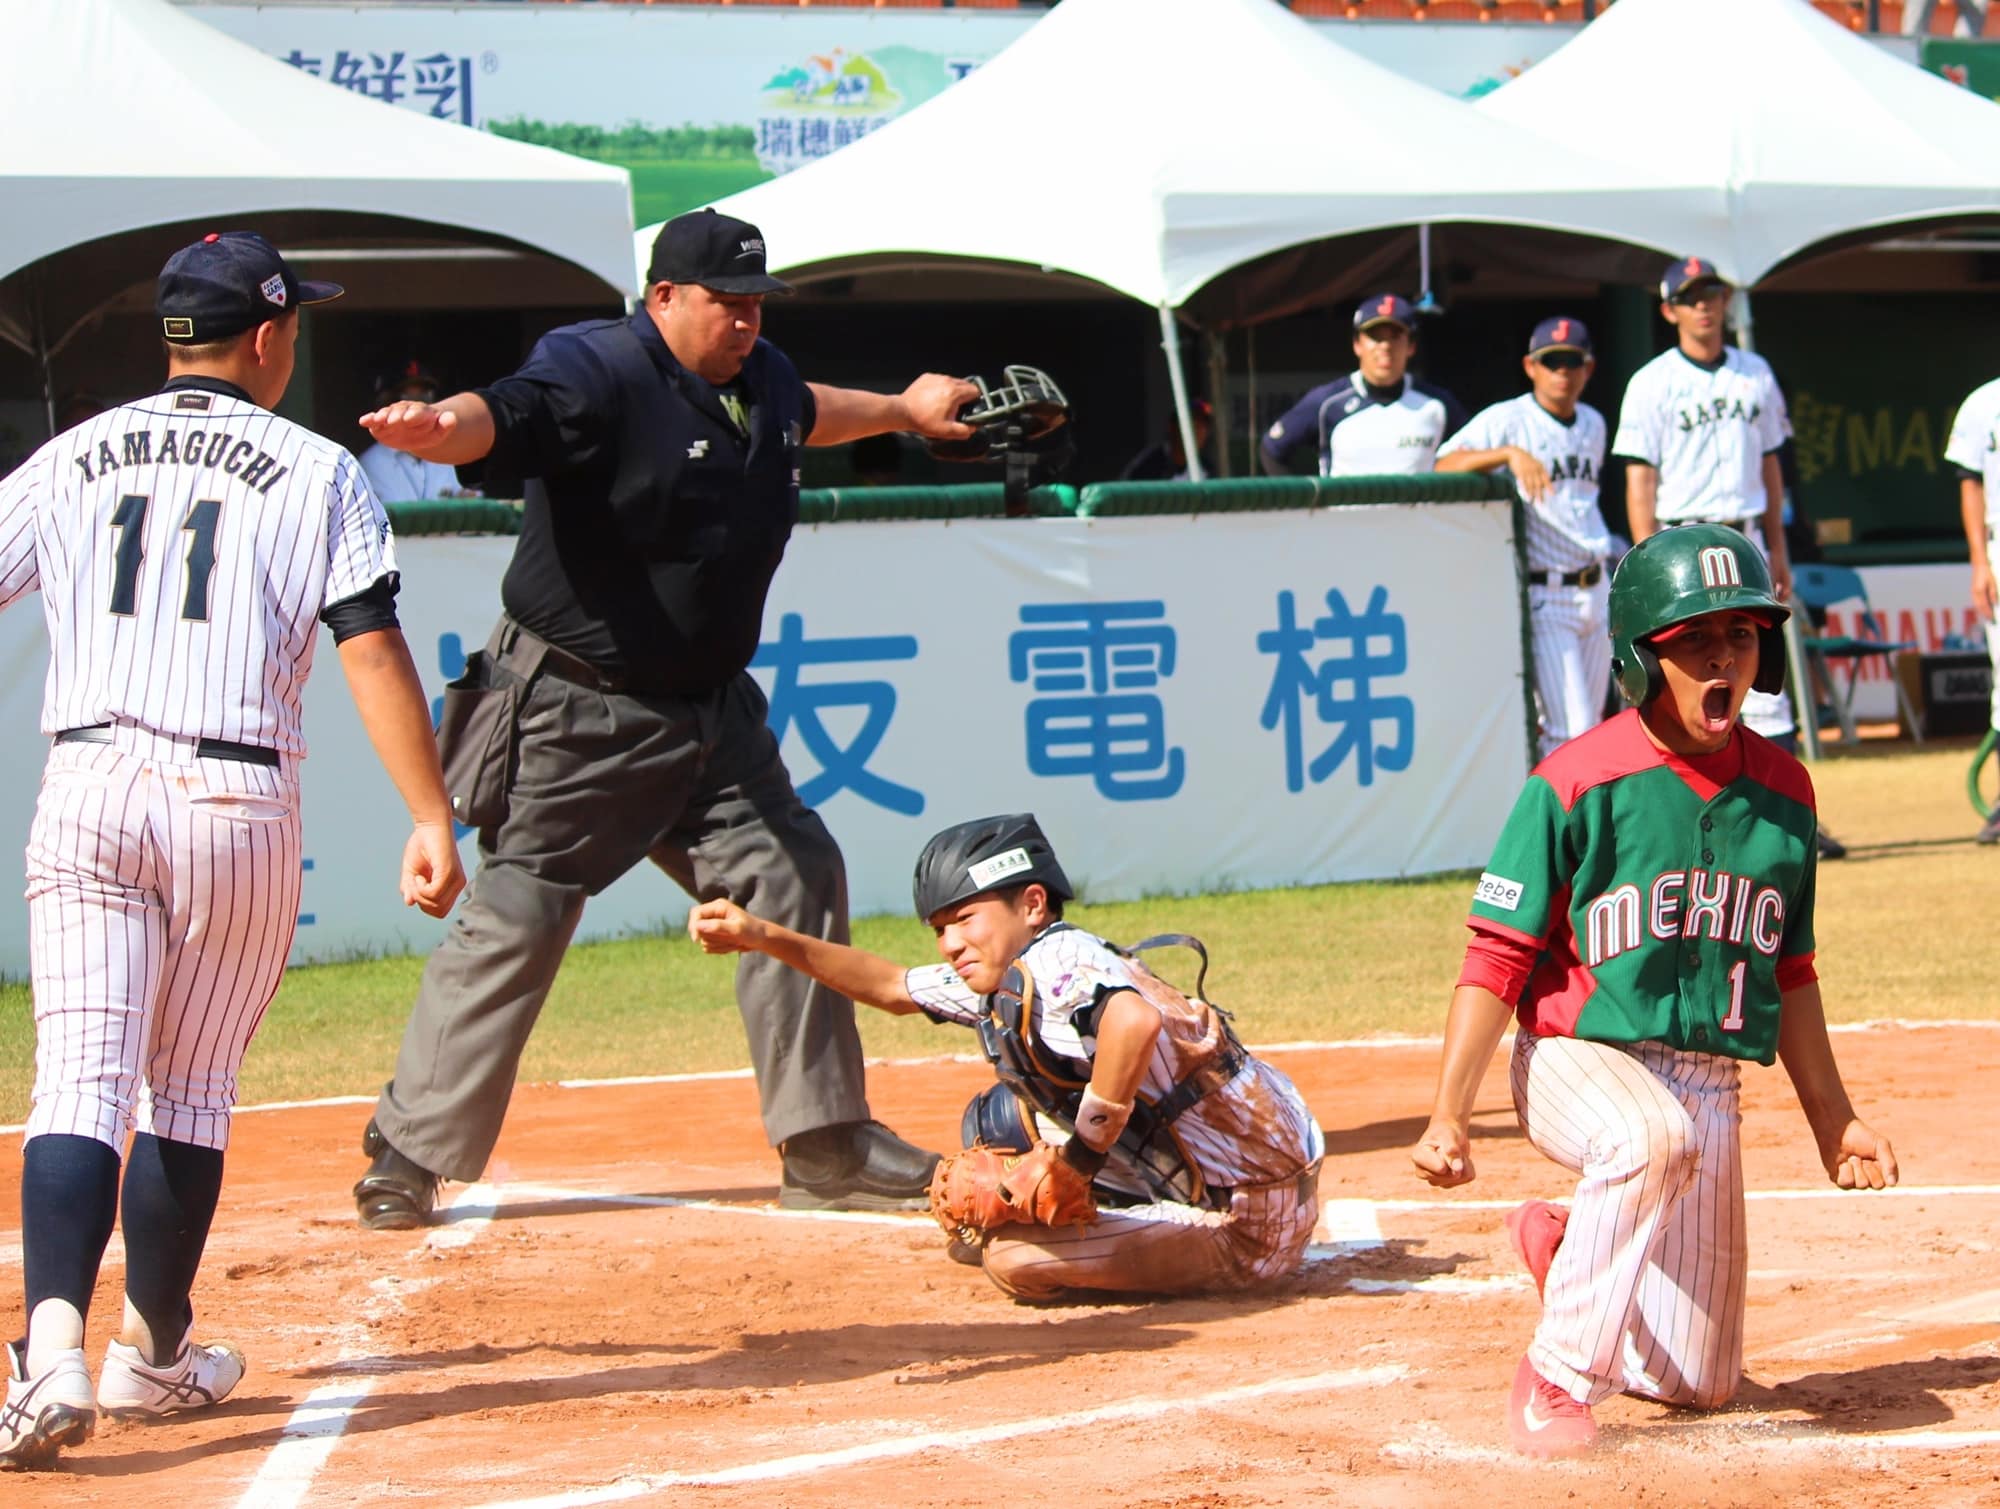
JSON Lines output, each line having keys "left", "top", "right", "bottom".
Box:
{"left": 632, "top": 0, "right": 1718, "bottom": 311}
{"left": 3, "top": 0, "right": 635, "bottom": 355}
{"left": 1479, "top": 0, "right": 2000, "bottom": 286}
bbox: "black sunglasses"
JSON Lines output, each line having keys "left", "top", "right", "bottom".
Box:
{"left": 1536, "top": 351, "right": 1588, "bottom": 371}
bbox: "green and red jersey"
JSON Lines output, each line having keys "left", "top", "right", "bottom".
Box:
{"left": 1465, "top": 709, "right": 1817, "bottom": 1064}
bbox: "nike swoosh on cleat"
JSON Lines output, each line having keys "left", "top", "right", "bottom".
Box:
{"left": 1522, "top": 1399, "right": 1560, "bottom": 1433}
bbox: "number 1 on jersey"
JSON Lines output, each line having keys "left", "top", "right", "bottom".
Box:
{"left": 1721, "top": 959, "right": 1747, "bottom": 1033}
{"left": 108, "top": 493, "right": 222, "bottom": 623}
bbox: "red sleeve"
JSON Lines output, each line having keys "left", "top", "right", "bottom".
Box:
{"left": 1776, "top": 951, "right": 1818, "bottom": 992}
{"left": 1458, "top": 924, "right": 1541, "bottom": 1002}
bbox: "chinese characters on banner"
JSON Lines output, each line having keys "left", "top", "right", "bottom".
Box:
{"left": 748, "top": 591, "right": 1416, "bottom": 814}
{"left": 281, "top": 49, "right": 475, "bottom": 125}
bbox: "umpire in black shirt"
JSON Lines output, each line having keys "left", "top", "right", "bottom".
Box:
{"left": 351, "top": 209, "right": 979, "bottom": 1225}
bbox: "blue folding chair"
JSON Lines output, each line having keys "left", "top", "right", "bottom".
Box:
{"left": 1790, "top": 563, "right": 1921, "bottom": 743}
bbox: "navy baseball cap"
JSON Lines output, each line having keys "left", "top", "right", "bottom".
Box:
{"left": 1659, "top": 255, "right": 1731, "bottom": 303}
{"left": 1528, "top": 315, "right": 1592, "bottom": 357}
{"left": 375, "top": 360, "right": 442, "bottom": 403}
{"left": 1354, "top": 293, "right": 1416, "bottom": 333}
{"left": 647, "top": 208, "right": 793, "bottom": 296}
{"left": 156, "top": 232, "right": 342, "bottom": 344}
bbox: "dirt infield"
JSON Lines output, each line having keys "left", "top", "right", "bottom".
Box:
{"left": 5, "top": 1026, "right": 1999, "bottom": 1507}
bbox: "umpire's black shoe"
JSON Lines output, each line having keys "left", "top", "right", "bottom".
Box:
{"left": 778, "top": 1120, "right": 941, "bottom": 1212}
{"left": 1816, "top": 825, "right": 1848, "bottom": 861}
{"left": 354, "top": 1120, "right": 441, "bottom": 1231}
{"left": 1979, "top": 806, "right": 2000, "bottom": 846}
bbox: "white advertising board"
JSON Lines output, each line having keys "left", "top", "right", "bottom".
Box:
{"left": 0, "top": 503, "right": 1532, "bottom": 976}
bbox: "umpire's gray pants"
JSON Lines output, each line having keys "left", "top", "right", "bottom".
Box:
{"left": 373, "top": 645, "right": 869, "bottom": 1182}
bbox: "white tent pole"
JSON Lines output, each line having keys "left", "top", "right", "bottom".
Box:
{"left": 1160, "top": 303, "right": 1205, "bottom": 483}
{"left": 1246, "top": 324, "right": 1259, "bottom": 478}
{"left": 1205, "top": 327, "right": 1232, "bottom": 480}
{"left": 1734, "top": 285, "right": 1822, "bottom": 762}
{"left": 1419, "top": 222, "right": 1433, "bottom": 302}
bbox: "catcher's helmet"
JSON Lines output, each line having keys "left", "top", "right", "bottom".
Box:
{"left": 1608, "top": 524, "right": 1790, "bottom": 706}
{"left": 913, "top": 813, "right": 1073, "bottom": 922}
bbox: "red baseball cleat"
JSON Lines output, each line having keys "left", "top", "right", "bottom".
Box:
{"left": 1505, "top": 1199, "right": 1569, "bottom": 1300}
{"left": 1508, "top": 1354, "right": 1597, "bottom": 1458}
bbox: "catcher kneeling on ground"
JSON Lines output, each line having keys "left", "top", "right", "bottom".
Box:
{"left": 689, "top": 814, "right": 1324, "bottom": 1301}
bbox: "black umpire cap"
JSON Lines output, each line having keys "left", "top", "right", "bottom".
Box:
{"left": 647, "top": 208, "right": 793, "bottom": 296}
{"left": 157, "top": 232, "right": 342, "bottom": 344}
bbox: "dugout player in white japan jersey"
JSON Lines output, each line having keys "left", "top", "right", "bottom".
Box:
{"left": 1944, "top": 376, "right": 2000, "bottom": 843}
{"left": 1261, "top": 293, "right": 1468, "bottom": 478}
{"left": 1612, "top": 256, "right": 1799, "bottom": 751}
{"left": 1438, "top": 316, "right": 1612, "bottom": 757}
{"left": 0, "top": 232, "right": 462, "bottom": 1470}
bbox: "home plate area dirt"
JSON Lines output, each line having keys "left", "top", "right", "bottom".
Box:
{"left": 4, "top": 1027, "right": 1999, "bottom": 1507}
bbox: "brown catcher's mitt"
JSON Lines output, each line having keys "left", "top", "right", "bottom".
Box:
{"left": 928, "top": 1141, "right": 1098, "bottom": 1238}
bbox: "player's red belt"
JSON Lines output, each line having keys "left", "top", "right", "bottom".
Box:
{"left": 55, "top": 725, "right": 279, "bottom": 767}
{"left": 1526, "top": 562, "right": 1605, "bottom": 588}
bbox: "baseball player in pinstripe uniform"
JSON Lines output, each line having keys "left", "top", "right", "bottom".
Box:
{"left": 1437, "top": 316, "right": 1611, "bottom": 757}
{"left": 1410, "top": 525, "right": 1896, "bottom": 1458}
{"left": 690, "top": 815, "right": 1324, "bottom": 1301}
{"left": 0, "top": 232, "right": 463, "bottom": 1469}
{"left": 1944, "top": 377, "right": 2000, "bottom": 843}
{"left": 1615, "top": 257, "right": 1846, "bottom": 861}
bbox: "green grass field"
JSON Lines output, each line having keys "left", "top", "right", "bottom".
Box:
{"left": 624, "top": 159, "right": 774, "bottom": 229}
{"left": 0, "top": 740, "right": 1989, "bottom": 1123}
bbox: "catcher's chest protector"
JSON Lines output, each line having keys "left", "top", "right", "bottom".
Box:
{"left": 977, "top": 927, "right": 1248, "bottom": 1208}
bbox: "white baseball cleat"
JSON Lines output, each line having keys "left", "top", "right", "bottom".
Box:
{"left": 0, "top": 1342, "right": 96, "bottom": 1469}
{"left": 97, "top": 1331, "right": 245, "bottom": 1419}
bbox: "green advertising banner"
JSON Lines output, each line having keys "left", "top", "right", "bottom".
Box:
{"left": 1921, "top": 37, "right": 2000, "bottom": 99}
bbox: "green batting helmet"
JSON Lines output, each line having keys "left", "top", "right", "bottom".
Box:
{"left": 1608, "top": 524, "right": 1790, "bottom": 706}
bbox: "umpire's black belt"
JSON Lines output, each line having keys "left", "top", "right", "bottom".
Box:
{"left": 56, "top": 725, "right": 279, "bottom": 768}
{"left": 496, "top": 617, "right": 631, "bottom": 693}
{"left": 1526, "top": 562, "right": 1605, "bottom": 588}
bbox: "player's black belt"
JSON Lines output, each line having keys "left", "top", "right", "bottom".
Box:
{"left": 56, "top": 725, "right": 280, "bottom": 768}
{"left": 1526, "top": 562, "right": 1605, "bottom": 588}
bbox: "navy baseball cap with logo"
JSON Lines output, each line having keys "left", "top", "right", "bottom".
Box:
{"left": 1528, "top": 315, "right": 1593, "bottom": 358}
{"left": 156, "top": 232, "right": 343, "bottom": 344}
{"left": 1353, "top": 293, "right": 1416, "bottom": 333}
{"left": 1659, "top": 254, "right": 1731, "bottom": 303}
{"left": 647, "top": 208, "right": 793, "bottom": 295}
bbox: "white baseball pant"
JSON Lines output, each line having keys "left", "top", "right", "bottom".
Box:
{"left": 1529, "top": 579, "right": 1612, "bottom": 758}
{"left": 1510, "top": 1031, "right": 1747, "bottom": 1409}
{"left": 25, "top": 728, "right": 301, "bottom": 1154}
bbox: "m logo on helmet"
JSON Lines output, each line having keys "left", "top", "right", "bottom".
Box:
{"left": 1698, "top": 546, "right": 1741, "bottom": 589}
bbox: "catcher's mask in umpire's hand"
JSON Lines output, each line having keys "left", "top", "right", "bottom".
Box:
{"left": 913, "top": 813, "right": 1074, "bottom": 923}
{"left": 925, "top": 365, "right": 1070, "bottom": 463}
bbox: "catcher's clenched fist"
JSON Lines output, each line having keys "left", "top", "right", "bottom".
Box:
{"left": 929, "top": 1141, "right": 1098, "bottom": 1239}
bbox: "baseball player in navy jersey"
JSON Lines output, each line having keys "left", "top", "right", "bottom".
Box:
{"left": 1438, "top": 316, "right": 1611, "bottom": 756}
{"left": 0, "top": 232, "right": 463, "bottom": 1469}
{"left": 1944, "top": 376, "right": 2000, "bottom": 843}
{"left": 688, "top": 815, "right": 1324, "bottom": 1302}
{"left": 1410, "top": 525, "right": 1896, "bottom": 1458}
{"left": 1260, "top": 294, "right": 1468, "bottom": 478}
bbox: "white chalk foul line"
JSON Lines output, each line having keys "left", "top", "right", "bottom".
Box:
{"left": 465, "top": 1363, "right": 1410, "bottom": 1509}
{"left": 228, "top": 1181, "right": 499, "bottom": 1509}
{"left": 3, "top": 1019, "right": 1988, "bottom": 1135}
{"left": 231, "top": 1381, "right": 379, "bottom": 1509}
